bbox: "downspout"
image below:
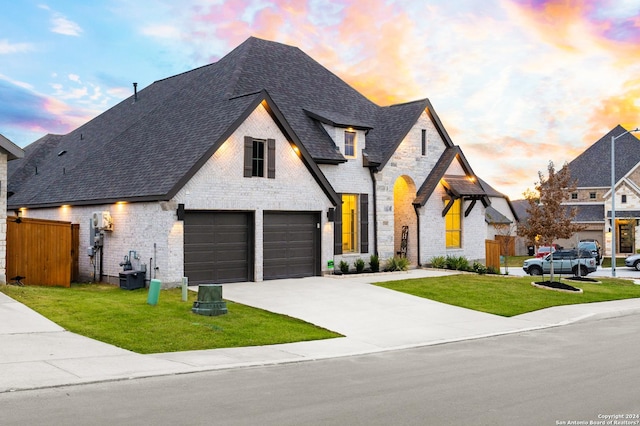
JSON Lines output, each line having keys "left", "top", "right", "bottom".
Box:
{"left": 369, "top": 167, "right": 379, "bottom": 256}
{"left": 413, "top": 204, "right": 421, "bottom": 267}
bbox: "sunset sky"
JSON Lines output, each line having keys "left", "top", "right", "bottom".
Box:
{"left": 2, "top": 0, "right": 640, "bottom": 200}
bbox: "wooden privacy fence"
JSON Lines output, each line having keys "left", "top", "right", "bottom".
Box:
{"left": 6, "top": 217, "right": 79, "bottom": 287}
{"left": 495, "top": 235, "right": 515, "bottom": 256}
{"left": 485, "top": 239, "right": 501, "bottom": 271}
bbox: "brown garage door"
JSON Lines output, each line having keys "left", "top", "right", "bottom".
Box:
{"left": 263, "top": 212, "right": 320, "bottom": 280}
{"left": 184, "top": 212, "right": 252, "bottom": 284}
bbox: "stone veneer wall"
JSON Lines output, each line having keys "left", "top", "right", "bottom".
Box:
{"left": 375, "top": 111, "right": 448, "bottom": 262}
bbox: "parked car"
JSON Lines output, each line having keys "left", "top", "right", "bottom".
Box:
{"left": 578, "top": 239, "right": 602, "bottom": 264}
{"left": 523, "top": 249, "right": 597, "bottom": 276}
{"left": 624, "top": 253, "right": 640, "bottom": 270}
{"left": 535, "top": 245, "right": 557, "bottom": 258}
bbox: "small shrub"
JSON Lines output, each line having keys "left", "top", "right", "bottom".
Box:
{"left": 472, "top": 262, "right": 487, "bottom": 275}
{"left": 369, "top": 254, "right": 380, "bottom": 273}
{"left": 339, "top": 260, "right": 350, "bottom": 274}
{"left": 385, "top": 256, "right": 410, "bottom": 272}
{"left": 430, "top": 256, "right": 446, "bottom": 269}
{"left": 354, "top": 258, "right": 366, "bottom": 273}
{"left": 445, "top": 255, "right": 470, "bottom": 271}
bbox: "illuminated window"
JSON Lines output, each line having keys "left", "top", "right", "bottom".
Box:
{"left": 445, "top": 199, "right": 461, "bottom": 248}
{"left": 344, "top": 131, "right": 356, "bottom": 157}
{"left": 342, "top": 194, "right": 358, "bottom": 252}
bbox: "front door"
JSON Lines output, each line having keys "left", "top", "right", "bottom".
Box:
{"left": 619, "top": 221, "right": 634, "bottom": 254}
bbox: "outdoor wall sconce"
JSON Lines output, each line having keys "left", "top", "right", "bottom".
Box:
{"left": 327, "top": 208, "right": 335, "bottom": 222}
{"left": 176, "top": 203, "right": 185, "bottom": 221}
{"left": 12, "top": 209, "right": 22, "bottom": 224}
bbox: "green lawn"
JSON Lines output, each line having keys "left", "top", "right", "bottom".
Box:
{"left": 374, "top": 274, "right": 640, "bottom": 317}
{"left": 0, "top": 284, "right": 341, "bottom": 354}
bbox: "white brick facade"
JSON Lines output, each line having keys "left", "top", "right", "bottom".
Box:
{"left": 319, "top": 126, "right": 374, "bottom": 268}
{"left": 21, "top": 104, "right": 334, "bottom": 287}
{"left": 18, "top": 105, "right": 488, "bottom": 285}
{"left": 0, "top": 153, "right": 7, "bottom": 283}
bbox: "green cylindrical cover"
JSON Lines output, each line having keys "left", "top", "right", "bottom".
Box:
{"left": 197, "top": 284, "right": 222, "bottom": 302}
{"left": 147, "top": 279, "right": 161, "bottom": 305}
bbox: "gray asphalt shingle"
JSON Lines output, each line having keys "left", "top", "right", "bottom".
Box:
{"left": 7, "top": 37, "right": 449, "bottom": 208}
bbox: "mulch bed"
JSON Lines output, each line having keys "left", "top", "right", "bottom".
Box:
{"left": 531, "top": 280, "right": 583, "bottom": 293}
{"left": 564, "top": 276, "right": 599, "bottom": 283}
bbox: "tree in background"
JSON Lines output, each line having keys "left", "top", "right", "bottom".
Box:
{"left": 517, "top": 161, "right": 585, "bottom": 282}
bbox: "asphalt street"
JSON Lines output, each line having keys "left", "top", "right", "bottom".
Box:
{"left": 2, "top": 313, "right": 639, "bottom": 426}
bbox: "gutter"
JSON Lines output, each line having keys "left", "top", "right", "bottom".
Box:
{"left": 369, "top": 167, "right": 379, "bottom": 256}
{"left": 414, "top": 204, "right": 421, "bottom": 266}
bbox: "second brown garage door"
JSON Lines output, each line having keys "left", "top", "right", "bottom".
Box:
{"left": 263, "top": 212, "right": 320, "bottom": 280}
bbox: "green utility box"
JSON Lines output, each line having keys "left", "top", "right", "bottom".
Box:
{"left": 192, "top": 284, "right": 228, "bottom": 316}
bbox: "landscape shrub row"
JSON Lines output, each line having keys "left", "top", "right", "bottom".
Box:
{"left": 429, "top": 255, "right": 498, "bottom": 275}
{"left": 336, "top": 255, "right": 409, "bottom": 275}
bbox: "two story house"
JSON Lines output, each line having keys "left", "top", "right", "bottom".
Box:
{"left": 7, "top": 37, "right": 491, "bottom": 286}
{"left": 561, "top": 125, "right": 640, "bottom": 257}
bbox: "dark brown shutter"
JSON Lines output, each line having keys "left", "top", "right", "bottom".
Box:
{"left": 421, "top": 129, "right": 426, "bottom": 156}
{"left": 243, "top": 136, "right": 253, "bottom": 177}
{"left": 267, "top": 138, "right": 276, "bottom": 179}
{"left": 360, "top": 193, "right": 369, "bottom": 253}
{"left": 334, "top": 194, "right": 343, "bottom": 255}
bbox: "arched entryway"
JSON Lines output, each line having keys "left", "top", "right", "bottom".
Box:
{"left": 393, "top": 175, "right": 418, "bottom": 265}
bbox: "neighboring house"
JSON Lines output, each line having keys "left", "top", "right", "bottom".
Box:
{"left": 7, "top": 37, "right": 491, "bottom": 287}
{"left": 510, "top": 199, "right": 533, "bottom": 255}
{"left": 0, "top": 134, "right": 25, "bottom": 283}
{"left": 478, "top": 178, "right": 520, "bottom": 255}
{"left": 559, "top": 125, "right": 640, "bottom": 256}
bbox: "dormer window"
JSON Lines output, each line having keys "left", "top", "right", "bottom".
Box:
{"left": 344, "top": 130, "right": 356, "bottom": 158}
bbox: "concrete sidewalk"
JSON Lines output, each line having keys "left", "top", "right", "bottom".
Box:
{"left": 2, "top": 269, "right": 640, "bottom": 393}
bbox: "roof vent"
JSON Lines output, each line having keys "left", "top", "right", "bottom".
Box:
{"left": 133, "top": 82, "right": 138, "bottom": 102}
{"left": 58, "top": 150, "right": 67, "bottom": 156}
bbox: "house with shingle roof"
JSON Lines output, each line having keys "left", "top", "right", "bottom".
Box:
{"left": 559, "top": 125, "right": 640, "bottom": 256}
{"left": 7, "top": 37, "right": 492, "bottom": 286}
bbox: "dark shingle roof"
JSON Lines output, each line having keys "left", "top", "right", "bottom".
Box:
{"left": 565, "top": 204, "right": 604, "bottom": 222}
{"left": 567, "top": 125, "right": 640, "bottom": 188}
{"left": 414, "top": 146, "right": 488, "bottom": 207}
{"left": 477, "top": 177, "right": 519, "bottom": 222}
{"left": 485, "top": 206, "right": 511, "bottom": 224}
{"left": 7, "top": 37, "right": 440, "bottom": 208}
{"left": 511, "top": 199, "right": 530, "bottom": 221}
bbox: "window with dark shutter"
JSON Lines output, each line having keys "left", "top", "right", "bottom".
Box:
{"left": 244, "top": 136, "right": 253, "bottom": 177}
{"left": 334, "top": 194, "right": 343, "bottom": 255}
{"left": 360, "top": 193, "right": 368, "bottom": 253}
{"left": 252, "top": 139, "right": 265, "bottom": 177}
{"left": 267, "top": 138, "right": 276, "bottom": 179}
{"left": 244, "top": 136, "right": 271, "bottom": 178}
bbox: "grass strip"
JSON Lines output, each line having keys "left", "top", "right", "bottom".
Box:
{"left": 0, "top": 284, "right": 341, "bottom": 354}
{"left": 374, "top": 274, "right": 640, "bottom": 317}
